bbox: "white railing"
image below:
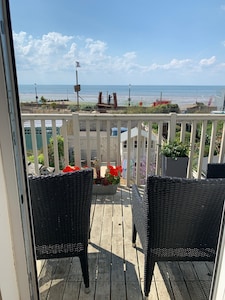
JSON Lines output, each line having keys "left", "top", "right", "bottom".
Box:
{"left": 21, "top": 112, "right": 225, "bottom": 186}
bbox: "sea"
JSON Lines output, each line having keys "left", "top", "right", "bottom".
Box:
{"left": 18, "top": 84, "right": 225, "bottom": 109}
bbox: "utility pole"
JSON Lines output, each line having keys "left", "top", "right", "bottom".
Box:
{"left": 34, "top": 83, "right": 38, "bottom": 103}
{"left": 74, "top": 61, "right": 81, "bottom": 109}
{"left": 128, "top": 84, "right": 131, "bottom": 106}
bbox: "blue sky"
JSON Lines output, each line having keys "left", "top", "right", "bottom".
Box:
{"left": 9, "top": 0, "right": 225, "bottom": 85}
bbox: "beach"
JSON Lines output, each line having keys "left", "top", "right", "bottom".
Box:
{"left": 18, "top": 84, "right": 225, "bottom": 109}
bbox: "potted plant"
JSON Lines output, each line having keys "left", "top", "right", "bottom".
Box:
{"left": 62, "top": 161, "right": 122, "bottom": 195}
{"left": 92, "top": 164, "right": 122, "bottom": 195}
{"left": 160, "top": 140, "right": 189, "bottom": 178}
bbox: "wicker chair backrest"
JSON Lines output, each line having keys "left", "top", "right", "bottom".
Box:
{"left": 145, "top": 176, "right": 225, "bottom": 250}
{"left": 29, "top": 169, "right": 93, "bottom": 259}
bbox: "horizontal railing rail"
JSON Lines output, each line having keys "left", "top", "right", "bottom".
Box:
{"left": 21, "top": 112, "right": 225, "bottom": 186}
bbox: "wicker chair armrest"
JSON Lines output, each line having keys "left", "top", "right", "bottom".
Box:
{"left": 132, "top": 184, "right": 148, "bottom": 248}
{"left": 132, "top": 184, "right": 143, "bottom": 203}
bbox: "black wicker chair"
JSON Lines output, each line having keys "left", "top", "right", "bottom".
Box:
{"left": 132, "top": 175, "right": 225, "bottom": 297}
{"left": 29, "top": 169, "right": 93, "bottom": 291}
{"left": 206, "top": 163, "right": 225, "bottom": 178}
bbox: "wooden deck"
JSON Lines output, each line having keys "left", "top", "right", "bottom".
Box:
{"left": 37, "top": 187, "right": 214, "bottom": 299}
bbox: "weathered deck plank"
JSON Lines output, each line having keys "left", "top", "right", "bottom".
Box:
{"left": 37, "top": 187, "right": 214, "bottom": 299}
{"left": 94, "top": 195, "right": 112, "bottom": 299}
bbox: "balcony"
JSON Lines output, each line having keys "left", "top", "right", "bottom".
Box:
{"left": 21, "top": 112, "right": 224, "bottom": 298}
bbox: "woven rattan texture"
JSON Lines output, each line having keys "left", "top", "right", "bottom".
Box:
{"left": 29, "top": 169, "right": 93, "bottom": 288}
{"left": 132, "top": 175, "right": 225, "bottom": 296}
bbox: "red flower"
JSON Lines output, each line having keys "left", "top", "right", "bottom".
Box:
{"left": 108, "top": 165, "right": 122, "bottom": 176}
{"left": 63, "top": 165, "right": 80, "bottom": 173}
{"left": 104, "top": 165, "right": 122, "bottom": 184}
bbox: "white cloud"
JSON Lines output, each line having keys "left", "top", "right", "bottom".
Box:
{"left": 149, "top": 58, "right": 192, "bottom": 70}
{"left": 13, "top": 31, "right": 75, "bottom": 71}
{"left": 199, "top": 56, "right": 216, "bottom": 66}
{"left": 12, "top": 31, "right": 221, "bottom": 84}
{"left": 85, "top": 38, "right": 107, "bottom": 55}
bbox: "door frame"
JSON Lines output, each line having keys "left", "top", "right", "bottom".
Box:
{"left": 0, "top": 0, "right": 39, "bottom": 299}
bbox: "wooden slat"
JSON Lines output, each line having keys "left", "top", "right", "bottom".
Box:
{"left": 94, "top": 195, "right": 113, "bottom": 299}
{"left": 121, "top": 188, "right": 143, "bottom": 300}
{"left": 111, "top": 192, "right": 126, "bottom": 299}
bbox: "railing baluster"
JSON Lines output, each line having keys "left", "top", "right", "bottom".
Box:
{"left": 156, "top": 122, "right": 163, "bottom": 175}
{"left": 219, "top": 122, "right": 225, "bottom": 163}
{"left": 146, "top": 121, "right": 153, "bottom": 177}
{"left": 187, "top": 120, "right": 197, "bottom": 178}
{"left": 72, "top": 113, "right": 81, "bottom": 168}
{"left": 41, "top": 119, "right": 49, "bottom": 167}
{"left": 126, "top": 121, "right": 132, "bottom": 186}
{"left": 208, "top": 120, "right": 217, "bottom": 163}
{"left": 51, "top": 120, "right": 59, "bottom": 173}
{"left": 96, "top": 119, "right": 101, "bottom": 162}
{"left": 62, "top": 119, "right": 69, "bottom": 166}
{"left": 136, "top": 122, "right": 142, "bottom": 185}
{"left": 197, "top": 120, "right": 207, "bottom": 178}
{"left": 106, "top": 120, "right": 111, "bottom": 165}
{"left": 117, "top": 120, "right": 121, "bottom": 166}
{"left": 86, "top": 120, "right": 91, "bottom": 167}
{"left": 30, "top": 119, "right": 39, "bottom": 175}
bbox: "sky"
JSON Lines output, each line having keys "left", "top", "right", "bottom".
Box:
{"left": 8, "top": 0, "right": 225, "bottom": 85}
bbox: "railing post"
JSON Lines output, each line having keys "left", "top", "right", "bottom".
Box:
{"left": 72, "top": 113, "right": 81, "bottom": 168}
{"left": 187, "top": 120, "right": 197, "bottom": 178}
{"left": 168, "top": 113, "right": 177, "bottom": 141}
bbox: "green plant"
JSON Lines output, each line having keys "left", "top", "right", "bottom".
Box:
{"left": 161, "top": 140, "right": 189, "bottom": 159}
{"left": 48, "top": 135, "right": 64, "bottom": 168}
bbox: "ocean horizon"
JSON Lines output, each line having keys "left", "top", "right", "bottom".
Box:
{"left": 18, "top": 84, "right": 225, "bottom": 109}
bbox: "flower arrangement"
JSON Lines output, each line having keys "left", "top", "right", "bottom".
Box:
{"left": 63, "top": 162, "right": 122, "bottom": 186}
{"left": 93, "top": 164, "right": 122, "bottom": 186}
{"left": 104, "top": 165, "right": 122, "bottom": 185}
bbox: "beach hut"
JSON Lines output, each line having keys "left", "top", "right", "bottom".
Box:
{"left": 24, "top": 120, "right": 62, "bottom": 150}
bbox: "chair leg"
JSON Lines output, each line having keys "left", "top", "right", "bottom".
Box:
{"left": 132, "top": 223, "right": 137, "bottom": 246}
{"left": 144, "top": 255, "right": 155, "bottom": 297}
{"left": 79, "top": 251, "right": 89, "bottom": 290}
